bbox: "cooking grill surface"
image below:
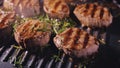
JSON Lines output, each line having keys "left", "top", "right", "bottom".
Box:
{"left": 0, "top": 45, "right": 73, "bottom": 68}
{"left": 0, "top": 26, "right": 107, "bottom": 68}
{"left": 0, "top": 17, "right": 120, "bottom": 68}
{"left": 0, "top": 0, "right": 120, "bottom": 68}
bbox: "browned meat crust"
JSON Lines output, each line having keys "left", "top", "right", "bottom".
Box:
{"left": 74, "top": 3, "right": 113, "bottom": 28}
{"left": 0, "top": 9, "right": 15, "bottom": 44}
{"left": 14, "top": 20, "right": 51, "bottom": 48}
{"left": 54, "top": 28, "right": 99, "bottom": 58}
{"left": 43, "top": 0, "right": 70, "bottom": 19}
{"left": 3, "top": 0, "right": 41, "bottom": 17}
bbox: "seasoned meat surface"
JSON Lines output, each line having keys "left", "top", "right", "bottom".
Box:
{"left": 43, "top": 0, "right": 70, "bottom": 19}
{"left": 74, "top": 3, "right": 113, "bottom": 28}
{"left": 14, "top": 20, "right": 51, "bottom": 48}
{"left": 3, "top": 0, "right": 41, "bottom": 17}
{"left": 54, "top": 28, "right": 99, "bottom": 58}
{"left": 0, "top": 9, "right": 15, "bottom": 44}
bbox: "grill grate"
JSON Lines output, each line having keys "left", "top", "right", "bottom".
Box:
{"left": 0, "top": 45, "right": 75, "bottom": 68}
{"left": 0, "top": 27, "right": 107, "bottom": 68}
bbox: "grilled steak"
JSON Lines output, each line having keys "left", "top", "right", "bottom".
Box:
{"left": 64, "top": 0, "right": 99, "bottom": 5}
{"left": 74, "top": 3, "right": 113, "bottom": 28}
{"left": 0, "top": 9, "right": 15, "bottom": 44}
{"left": 3, "top": 0, "right": 41, "bottom": 17}
{"left": 14, "top": 20, "right": 51, "bottom": 48}
{"left": 43, "top": 0, "right": 70, "bottom": 19}
{"left": 54, "top": 28, "right": 99, "bottom": 58}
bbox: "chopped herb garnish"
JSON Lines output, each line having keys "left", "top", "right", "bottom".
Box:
{"left": 13, "top": 45, "right": 23, "bottom": 49}
{"left": 37, "top": 14, "right": 76, "bottom": 34}
{"left": 99, "top": 39, "right": 106, "bottom": 45}
{"left": 36, "top": 28, "right": 51, "bottom": 32}
{"left": 14, "top": 55, "right": 23, "bottom": 68}
{"left": 13, "top": 14, "right": 75, "bottom": 35}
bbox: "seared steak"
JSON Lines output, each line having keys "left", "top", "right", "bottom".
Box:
{"left": 54, "top": 28, "right": 99, "bottom": 58}
{"left": 0, "top": 9, "right": 15, "bottom": 44}
{"left": 43, "top": 0, "right": 70, "bottom": 19}
{"left": 3, "top": 0, "right": 41, "bottom": 17}
{"left": 74, "top": 3, "right": 113, "bottom": 28}
{"left": 14, "top": 20, "right": 51, "bottom": 48}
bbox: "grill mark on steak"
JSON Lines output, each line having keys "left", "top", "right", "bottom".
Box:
{"left": 62, "top": 28, "right": 73, "bottom": 46}
{"left": 69, "top": 28, "right": 79, "bottom": 49}
{"left": 20, "top": 21, "right": 33, "bottom": 37}
{"left": 48, "top": 0, "right": 55, "bottom": 6}
{"left": 60, "top": 28, "right": 92, "bottom": 50}
{"left": 1, "top": 13, "right": 11, "bottom": 23}
{"left": 100, "top": 8, "right": 104, "bottom": 19}
{"left": 16, "top": 21, "right": 31, "bottom": 38}
{"left": 91, "top": 4, "right": 97, "bottom": 18}
{"left": 74, "top": 28, "right": 81, "bottom": 44}
{"left": 0, "top": 13, "right": 13, "bottom": 27}
{"left": 74, "top": 3, "right": 113, "bottom": 27}
{"left": 83, "top": 4, "right": 89, "bottom": 16}
{"left": 62, "top": 4, "right": 68, "bottom": 13}
{"left": 86, "top": 4, "right": 94, "bottom": 16}
{"left": 71, "top": 28, "right": 81, "bottom": 50}
{"left": 14, "top": 20, "right": 51, "bottom": 48}
{"left": 54, "top": 0, "right": 62, "bottom": 10}
{"left": 84, "top": 4, "right": 95, "bottom": 16}
{"left": 85, "top": 3, "right": 89, "bottom": 9}
{"left": 79, "top": 4, "right": 87, "bottom": 14}
{"left": 54, "top": 28, "right": 99, "bottom": 57}
{"left": 44, "top": 0, "right": 69, "bottom": 19}
{"left": 4, "top": 0, "right": 41, "bottom": 17}
{"left": 83, "top": 33, "right": 89, "bottom": 48}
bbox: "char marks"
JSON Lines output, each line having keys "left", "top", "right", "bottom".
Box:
{"left": 54, "top": 0, "right": 62, "bottom": 10}
{"left": 83, "top": 33, "right": 89, "bottom": 48}
{"left": 74, "top": 3, "right": 113, "bottom": 27}
{"left": 100, "top": 8, "right": 104, "bottom": 19}
{"left": 4, "top": 0, "right": 41, "bottom": 17}
{"left": 0, "top": 11, "right": 15, "bottom": 28}
{"left": 59, "top": 28, "right": 96, "bottom": 50}
{"left": 54, "top": 28, "right": 99, "bottom": 58}
{"left": 91, "top": 4, "right": 97, "bottom": 18}
{"left": 43, "top": 0, "right": 70, "bottom": 19}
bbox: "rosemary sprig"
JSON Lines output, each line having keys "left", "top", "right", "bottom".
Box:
{"left": 14, "top": 56, "right": 23, "bottom": 68}
{"left": 37, "top": 14, "right": 76, "bottom": 34}
{"left": 13, "top": 45, "right": 23, "bottom": 49}
{"left": 99, "top": 39, "right": 106, "bottom": 45}
{"left": 13, "top": 14, "right": 75, "bottom": 35}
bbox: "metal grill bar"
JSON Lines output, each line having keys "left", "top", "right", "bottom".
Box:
{"left": 0, "top": 46, "right": 4, "bottom": 52}
{"left": 36, "top": 58, "right": 44, "bottom": 68}
{"left": 65, "top": 58, "right": 73, "bottom": 68}
{"left": 45, "top": 59, "right": 54, "bottom": 68}
{"left": 26, "top": 55, "right": 36, "bottom": 67}
{"left": 0, "top": 45, "right": 14, "bottom": 62}
{"left": 55, "top": 54, "right": 65, "bottom": 68}
{"left": 113, "top": 0, "right": 120, "bottom": 8}
{"left": 19, "top": 51, "right": 28, "bottom": 64}
{"left": 8, "top": 49, "right": 21, "bottom": 64}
